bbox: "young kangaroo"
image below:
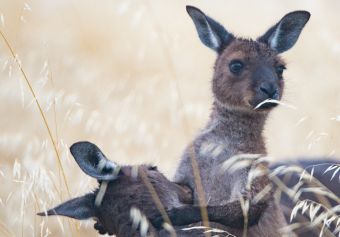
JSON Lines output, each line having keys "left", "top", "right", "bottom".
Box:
{"left": 39, "top": 141, "right": 265, "bottom": 237}
{"left": 172, "top": 6, "right": 310, "bottom": 237}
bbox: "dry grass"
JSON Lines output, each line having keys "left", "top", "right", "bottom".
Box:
{"left": 272, "top": 163, "right": 340, "bottom": 236}
{"left": 0, "top": 0, "right": 340, "bottom": 236}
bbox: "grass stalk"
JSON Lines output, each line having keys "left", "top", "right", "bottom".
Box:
{"left": 0, "top": 30, "right": 71, "bottom": 197}
{"left": 143, "top": 2, "right": 210, "bottom": 235}
{"left": 139, "top": 167, "right": 177, "bottom": 237}
{"left": 0, "top": 29, "right": 80, "bottom": 236}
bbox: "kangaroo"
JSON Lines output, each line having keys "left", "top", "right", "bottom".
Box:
{"left": 38, "top": 141, "right": 266, "bottom": 237}
{"left": 171, "top": 5, "right": 310, "bottom": 237}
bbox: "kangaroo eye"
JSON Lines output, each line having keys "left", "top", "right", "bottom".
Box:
{"left": 229, "top": 60, "right": 244, "bottom": 74}
{"left": 148, "top": 165, "right": 158, "bottom": 171}
{"left": 276, "top": 65, "right": 286, "bottom": 77}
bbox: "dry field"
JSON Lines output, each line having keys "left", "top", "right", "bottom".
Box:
{"left": 0, "top": 0, "right": 339, "bottom": 236}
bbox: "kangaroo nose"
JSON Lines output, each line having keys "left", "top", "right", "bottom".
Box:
{"left": 259, "top": 83, "right": 279, "bottom": 99}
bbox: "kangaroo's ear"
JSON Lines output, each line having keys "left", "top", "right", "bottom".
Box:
{"left": 258, "top": 11, "right": 310, "bottom": 53}
{"left": 37, "top": 194, "right": 95, "bottom": 220}
{"left": 186, "top": 5, "right": 234, "bottom": 53}
{"left": 70, "top": 141, "right": 120, "bottom": 181}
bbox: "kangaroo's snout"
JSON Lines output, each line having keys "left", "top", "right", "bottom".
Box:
{"left": 259, "top": 82, "right": 279, "bottom": 100}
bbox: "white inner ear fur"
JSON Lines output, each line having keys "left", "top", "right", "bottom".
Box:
{"left": 206, "top": 20, "right": 220, "bottom": 49}
{"left": 269, "top": 21, "right": 282, "bottom": 50}
{"left": 96, "top": 151, "right": 118, "bottom": 174}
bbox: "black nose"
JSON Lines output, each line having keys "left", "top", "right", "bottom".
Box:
{"left": 259, "top": 83, "right": 279, "bottom": 99}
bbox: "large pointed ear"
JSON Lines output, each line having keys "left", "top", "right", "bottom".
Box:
{"left": 70, "top": 141, "right": 120, "bottom": 181}
{"left": 37, "top": 194, "right": 95, "bottom": 220}
{"left": 186, "top": 5, "right": 234, "bottom": 53}
{"left": 258, "top": 11, "right": 310, "bottom": 53}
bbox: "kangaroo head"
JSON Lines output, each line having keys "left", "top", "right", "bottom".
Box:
{"left": 186, "top": 6, "right": 310, "bottom": 112}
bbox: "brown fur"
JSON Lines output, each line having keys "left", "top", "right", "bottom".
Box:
{"left": 173, "top": 6, "right": 310, "bottom": 237}
{"left": 213, "top": 39, "right": 285, "bottom": 111}
{"left": 39, "top": 164, "right": 193, "bottom": 236}
{"left": 40, "top": 161, "right": 266, "bottom": 237}
{"left": 94, "top": 165, "right": 192, "bottom": 236}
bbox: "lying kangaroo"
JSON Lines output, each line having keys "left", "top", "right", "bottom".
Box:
{"left": 38, "top": 142, "right": 339, "bottom": 236}
{"left": 172, "top": 5, "right": 310, "bottom": 237}
{"left": 38, "top": 141, "right": 266, "bottom": 237}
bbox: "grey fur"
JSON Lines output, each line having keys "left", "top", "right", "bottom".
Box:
{"left": 173, "top": 103, "right": 290, "bottom": 237}
{"left": 186, "top": 5, "right": 234, "bottom": 52}
{"left": 258, "top": 11, "right": 310, "bottom": 53}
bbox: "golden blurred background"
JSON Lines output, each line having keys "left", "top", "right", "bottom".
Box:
{"left": 0, "top": 0, "right": 339, "bottom": 236}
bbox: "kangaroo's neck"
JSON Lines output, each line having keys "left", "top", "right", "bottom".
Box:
{"left": 207, "top": 101, "right": 268, "bottom": 155}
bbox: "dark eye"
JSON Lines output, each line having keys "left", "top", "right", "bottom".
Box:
{"left": 229, "top": 60, "right": 244, "bottom": 74}
{"left": 276, "top": 65, "right": 286, "bottom": 77}
{"left": 148, "top": 165, "right": 158, "bottom": 171}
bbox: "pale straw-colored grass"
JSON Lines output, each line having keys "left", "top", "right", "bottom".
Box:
{"left": 271, "top": 163, "right": 340, "bottom": 236}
